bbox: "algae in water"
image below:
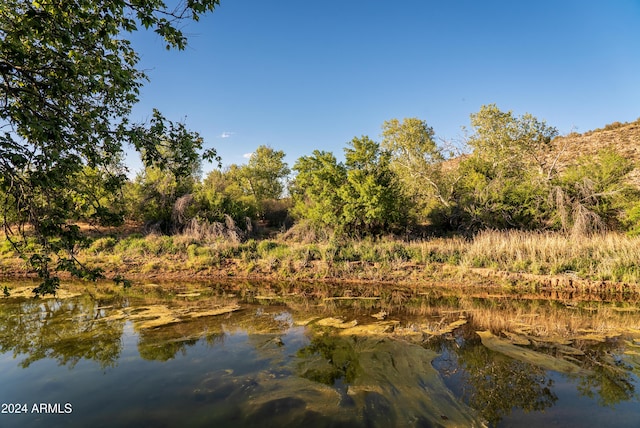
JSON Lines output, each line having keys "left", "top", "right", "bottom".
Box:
{"left": 476, "top": 330, "right": 589, "bottom": 375}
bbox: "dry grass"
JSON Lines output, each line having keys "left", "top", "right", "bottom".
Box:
{"left": 461, "top": 230, "right": 640, "bottom": 282}
{"left": 549, "top": 119, "right": 640, "bottom": 186}
{"left": 3, "top": 226, "right": 640, "bottom": 290}
{"left": 458, "top": 297, "right": 640, "bottom": 343}
{"left": 178, "top": 216, "right": 246, "bottom": 244}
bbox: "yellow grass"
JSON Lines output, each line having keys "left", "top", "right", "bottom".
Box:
{"left": 3, "top": 228, "right": 640, "bottom": 291}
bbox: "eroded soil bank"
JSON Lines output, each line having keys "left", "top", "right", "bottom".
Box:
{"left": 2, "top": 256, "right": 640, "bottom": 300}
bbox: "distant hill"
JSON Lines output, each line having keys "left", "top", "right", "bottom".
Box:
{"left": 442, "top": 118, "right": 640, "bottom": 181}
{"left": 548, "top": 119, "right": 640, "bottom": 185}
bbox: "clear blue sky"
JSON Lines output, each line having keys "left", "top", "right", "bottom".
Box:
{"left": 127, "top": 0, "right": 640, "bottom": 174}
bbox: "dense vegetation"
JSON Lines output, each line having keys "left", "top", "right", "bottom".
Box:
{"left": 2, "top": 111, "right": 640, "bottom": 295}
{"left": 0, "top": 0, "right": 221, "bottom": 294}
{"left": 2, "top": 1, "right": 640, "bottom": 295}
{"left": 119, "top": 110, "right": 640, "bottom": 241}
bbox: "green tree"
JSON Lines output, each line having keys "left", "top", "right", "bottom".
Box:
{"left": 291, "top": 150, "right": 347, "bottom": 229}
{"left": 196, "top": 166, "right": 259, "bottom": 224}
{"left": 381, "top": 117, "right": 456, "bottom": 223}
{"left": 0, "top": 180, "right": 18, "bottom": 225}
{"left": 128, "top": 167, "right": 193, "bottom": 232}
{"left": 454, "top": 105, "right": 558, "bottom": 230}
{"left": 0, "top": 0, "right": 220, "bottom": 295}
{"left": 127, "top": 111, "right": 214, "bottom": 233}
{"left": 70, "top": 164, "right": 128, "bottom": 227}
{"left": 194, "top": 146, "right": 290, "bottom": 228}
{"left": 291, "top": 137, "right": 408, "bottom": 236}
{"left": 552, "top": 150, "right": 637, "bottom": 235}
{"left": 465, "top": 104, "right": 558, "bottom": 177}
{"left": 242, "top": 145, "right": 290, "bottom": 221}
{"left": 453, "top": 104, "right": 638, "bottom": 235}
{"left": 340, "top": 136, "right": 408, "bottom": 235}
{"left": 244, "top": 146, "right": 290, "bottom": 202}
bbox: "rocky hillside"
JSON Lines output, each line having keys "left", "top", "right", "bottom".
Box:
{"left": 548, "top": 119, "right": 640, "bottom": 185}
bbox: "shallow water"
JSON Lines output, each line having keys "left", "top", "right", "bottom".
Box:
{"left": 1, "top": 281, "right": 639, "bottom": 427}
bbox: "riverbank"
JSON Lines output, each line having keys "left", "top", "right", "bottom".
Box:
{"left": 2, "top": 229, "right": 640, "bottom": 295}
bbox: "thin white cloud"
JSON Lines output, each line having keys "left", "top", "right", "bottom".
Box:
{"left": 219, "top": 131, "right": 235, "bottom": 139}
{"left": 242, "top": 152, "right": 253, "bottom": 159}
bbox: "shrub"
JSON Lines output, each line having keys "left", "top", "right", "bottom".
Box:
{"left": 88, "top": 237, "right": 118, "bottom": 254}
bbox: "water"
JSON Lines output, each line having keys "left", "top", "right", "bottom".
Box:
{"left": 0, "top": 281, "right": 639, "bottom": 427}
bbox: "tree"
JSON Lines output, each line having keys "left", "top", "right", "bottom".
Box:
{"left": 465, "top": 104, "right": 558, "bottom": 178}
{"left": 291, "top": 150, "right": 347, "bottom": 229}
{"left": 0, "top": 0, "right": 221, "bottom": 295}
{"left": 70, "top": 163, "right": 128, "bottom": 227}
{"left": 381, "top": 118, "right": 456, "bottom": 223}
{"left": 242, "top": 145, "right": 290, "bottom": 220}
{"left": 195, "top": 166, "right": 259, "bottom": 224}
{"left": 127, "top": 110, "right": 215, "bottom": 233}
{"left": 552, "top": 150, "right": 636, "bottom": 235}
{"left": 128, "top": 167, "right": 192, "bottom": 231}
{"left": 194, "top": 147, "right": 290, "bottom": 229}
{"left": 454, "top": 105, "right": 558, "bottom": 230}
{"left": 291, "top": 137, "right": 408, "bottom": 236}
{"left": 340, "top": 136, "right": 408, "bottom": 235}
{"left": 451, "top": 105, "right": 640, "bottom": 235}
{"left": 244, "top": 146, "right": 290, "bottom": 201}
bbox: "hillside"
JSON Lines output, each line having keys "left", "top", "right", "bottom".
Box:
{"left": 548, "top": 119, "right": 640, "bottom": 185}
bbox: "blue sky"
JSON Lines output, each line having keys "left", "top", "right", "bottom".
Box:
{"left": 127, "top": 0, "right": 640, "bottom": 174}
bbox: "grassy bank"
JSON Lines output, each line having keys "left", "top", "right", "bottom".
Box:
{"left": 2, "top": 229, "right": 640, "bottom": 293}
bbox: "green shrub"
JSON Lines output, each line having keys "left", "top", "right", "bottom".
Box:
{"left": 0, "top": 239, "right": 15, "bottom": 255}
{"left": 257, "top": 240, "right": 283, "bottom": 257}
{"left": 145, "top": 235, "right": 177, "bottom": 255}
{"left": 187, "top": 243, "right": 198, "bottom": 259}
{"left": 322, "top": 245, "right": 338, "bottom": 262}
{"left": 384, "top": 242, "right": 412, "bottom": 262}
{"left": 358, "top": 243, "right": 381, "bottom": 263}
{"left": 335, "top": 243, "right": 360, "bottom": 262}
{"left": 88, "top": 236, "right": 118, "bottom": 254}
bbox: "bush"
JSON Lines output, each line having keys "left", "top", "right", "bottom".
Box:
{"left": 0, "top": 238, "right": 16, "bottom": 255}
{"left": 335, "top": 243, "right": 360, "bottom": 262}
{"left": 88, "top": 237, "right": 117, "bottom": 254}
{"left": 256, "top": 240, "right": 282, "bottom": 256}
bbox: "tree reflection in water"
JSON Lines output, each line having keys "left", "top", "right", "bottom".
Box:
{"left": 432, "top": 323, "right": 639, "bottom": 425}
{"left": 432, "top": 328, "right": 557, "bottom": 425}
{"left": 577, "top": 343, "right": 637, "bottom": 407}
{"left": 137, "top": 320, "right": 226, "bottom": 361}
{"left": 0, "top": 282, "right": 639, "bottom": 427}
{"left": 0, "top": 295, "right": 124, "bottom": 369}
{"left": 297, "top": 333, "right": 362, "bottom": 385}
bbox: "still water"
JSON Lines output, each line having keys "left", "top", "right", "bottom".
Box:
{"left": 1, "top": 281, "right": 639, "bottom": 427}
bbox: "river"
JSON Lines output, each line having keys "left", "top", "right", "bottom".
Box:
{"left": 1, "top": 280, "right": 639, "bottom": 427}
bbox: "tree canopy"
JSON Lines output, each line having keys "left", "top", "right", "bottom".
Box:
{"left": 381, "top": 117, "right": 453, "bottom": 220}
{"left": 292, "top": 137, "right": 408, "bottom": 236}
{"left": 0, "top": 0, "right": 220, "bottom": 295}
{"left": 242, "top": 145, "right": 290, "bottom": 216}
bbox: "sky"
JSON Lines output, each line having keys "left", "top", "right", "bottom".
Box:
{"left": 126, "top": 0, "right": 640, "bottom": 175}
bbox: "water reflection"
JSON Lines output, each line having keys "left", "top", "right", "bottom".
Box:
{"left": 298, "top": 334, "right": 362, "bottom": 385}
{"left": 577, "top": 345, "right": 637, "bottom": 407}
{"left": 432, "top": 327, "right": 559, "bottom": 425}
{"left": 0, "top": 294, "right": 123, "bottom": 368}
{"left": 0, "top": 282, "right": 639, "bottom": 427}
